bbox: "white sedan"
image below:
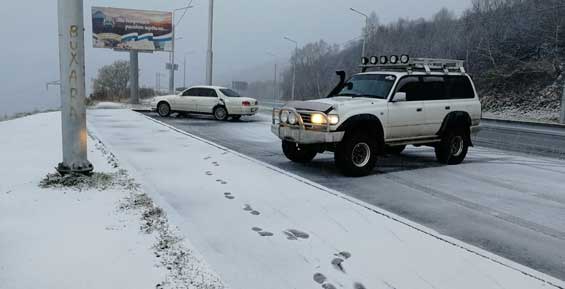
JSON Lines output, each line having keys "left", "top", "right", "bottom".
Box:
{"left": 151, "top": 86, "right": 259, "bottom": 121}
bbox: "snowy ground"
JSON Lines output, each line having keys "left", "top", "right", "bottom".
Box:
{"left": 85, "top": 109, "right": 564, "bottom": 289}
{"left": 0, "top": 112, "right": 223, "bottom": 289}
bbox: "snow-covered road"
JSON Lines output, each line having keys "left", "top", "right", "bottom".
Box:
{"left": 141, "top": 110, "right": 565, "bottom": 282}
{"left": 88, "top": 109, "right": 564, "bottom": 289}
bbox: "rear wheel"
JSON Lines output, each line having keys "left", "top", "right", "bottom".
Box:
{"left": 335, "top": 130, "right": 378, "bottom": 177}
{"left": 213, "top": 106, "right": 229, "bottom": 121}
{"left": 435, "top": 128, "right": 469, "bottom": 165}
{"left": 157, "top": 102, "right": 171, "bottom": 117}
{"left": 282, "top": 141, "right": 317, "bottom": 163}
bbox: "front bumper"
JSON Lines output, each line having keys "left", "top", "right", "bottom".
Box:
{"left": 271, "top": 125, "right": 345, "bottom": 144}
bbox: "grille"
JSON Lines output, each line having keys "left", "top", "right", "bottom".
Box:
{"left": 299, "top": 113, "right": 312, "bottom": 124}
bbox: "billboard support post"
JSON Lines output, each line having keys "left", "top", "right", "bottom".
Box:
{"left": 56, "top": 0, "right": 93, "bottom": 175}
{"left": 129, "top": 51, "right": 139, "bottom": 104}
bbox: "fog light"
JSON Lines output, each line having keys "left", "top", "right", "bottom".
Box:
{"left": 288, "top": 113, "right": 298, "bottom": 125}
{"left": 280, "top": 111, "right": 289, "bottom": 123}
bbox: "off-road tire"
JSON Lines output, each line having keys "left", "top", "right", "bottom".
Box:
{"left": 335, "top": 130, "right": 378, "bottom": 177}
{"left": 157, "top": 102, "right": 171, "bottom": 117}
{"left": 282, "top": 141, "right": 318, "bottom": 163}
{"left": 435, "top": 128, "right": 469, "bottom": 165}
{"left": 385, "top": 145, "right": 406, "bottom": 155}
{"left": 213, "top": 106, "right": 229, "bottom": 121}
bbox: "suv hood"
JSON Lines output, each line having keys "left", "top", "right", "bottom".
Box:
{"left": 285, "top": 97, "right": 385, "bottom": 112}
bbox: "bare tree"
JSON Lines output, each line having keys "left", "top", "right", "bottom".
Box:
{"left": 92, "top": 60, "right": 130, "bottom": 102}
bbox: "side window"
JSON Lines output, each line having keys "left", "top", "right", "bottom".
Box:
{"left": 182, "top": 88, "right": 199, "bottom": 96}
{"left": 422, "top": 76, "right": 447, "bottom": 101}
{"left": 199, "top": 88, "right": 218, "bottom": 98}
{"left": 445, "top": 76, "right": 475, "bottom": 99}
{"left": 395, "top": 76, "right": 423, "bottom": 101}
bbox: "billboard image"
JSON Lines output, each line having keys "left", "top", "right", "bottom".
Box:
{"left": 92, "top": 7, "right": 173, "bottom": 52}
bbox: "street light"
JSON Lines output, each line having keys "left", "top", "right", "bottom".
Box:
{"left": 266, "top": 52, "right": 278, "bottom": 105}
{"left": 350, "top": 7, "right": 369, "bottom": 60}
{"left": 170, "top": 4, "right": 194, "bottom": 94}
{"left": 183, "top": 51, "right": 195, "bottom": 88}
{"left": 206, "top": 0, "right": 215, "bottom": 85}
{"left": 284, "top": 36, "right": 298, "bottom": 100}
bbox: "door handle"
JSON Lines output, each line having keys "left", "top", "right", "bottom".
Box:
{"left": 445, "top": 106, "right": 451, "bottom": 110}
{"left": 416, "top": 108, "right": 423, "bottom": 112}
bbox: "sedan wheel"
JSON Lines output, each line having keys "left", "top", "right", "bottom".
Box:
{"left": 157, "top": 102, "right": 171, "bottom": 117}
{"left": 214, "top": 106, "right": 228, "bottom": 121}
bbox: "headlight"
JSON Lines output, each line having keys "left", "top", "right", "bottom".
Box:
{"left": 288, "top": 113, "right": 298, "bottom": 125}
{"left": 311, "top": 113, "right": 326, "bottom": 125}
{"left": 328, "top": 115, "right": 340, "bottom": 125}
{"left": 280, "top": 111, "right": 289, "bottom": 123}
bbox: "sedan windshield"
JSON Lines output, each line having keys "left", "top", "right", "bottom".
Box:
{"left": 221, "top": 89, "right": 241, "bottom": 97}
{"left": 334, "top": 74, "right": 396, "bottom": 99}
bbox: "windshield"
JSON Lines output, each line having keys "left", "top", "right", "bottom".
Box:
{"left": 220, "top": 89, "right": 241, "bottom": 97}
{"left": 334, "top": 74, "right": 396, "bottom": 99}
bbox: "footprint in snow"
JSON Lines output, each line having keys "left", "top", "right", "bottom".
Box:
{"left": 283, "top": 229, "right": 310, "bottom": 240}
{"left": 331, "top": 258, "right": 345, "bottom": 273}
{"left": 313, "top": 273, "right": 326, "bottom": 284}
{"left": 212, "top": 161, "right": 220, "bottom": 167}
{"left": 251, "top": 227, "right": 274, "bottom": 237}
{"left": 204, "top": 156, "right": 212, "bottom": 160}
{"left": 335, "top": 251, "right": 352, "bottom": 259}
{"left": 205, "top": 171, "right": 213, "bottom": 176}
{"left": 353, "top": 283, "right": 366, "bottom": 289}
{"left": 322, "top": 283, "right": 337, "bottom": 289}
{"left": 243, "top": 204, "right": 261, "bottom": 215}
{"left": 224, "top": 192, "right": 235, "bottom": 200}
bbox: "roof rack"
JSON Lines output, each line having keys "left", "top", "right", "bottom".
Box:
{"left": 361, "top": 57, "right": 466, "bottom": 74}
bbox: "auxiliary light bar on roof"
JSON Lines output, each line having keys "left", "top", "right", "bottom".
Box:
{"left": 360, "top": 55, "right": 466, "bottom": 74}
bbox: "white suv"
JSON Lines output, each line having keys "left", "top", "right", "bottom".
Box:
{"left": 151, "top": 86, "right": 259, "bottom": 121}
{"left": 272, "top": 57, "right": 481, "bottom": 177}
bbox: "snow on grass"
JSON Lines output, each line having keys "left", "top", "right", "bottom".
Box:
{"left": 0, "top": 112, "right": 224, "bottom": 289}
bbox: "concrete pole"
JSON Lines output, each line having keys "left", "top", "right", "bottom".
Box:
{"left": 206, "top": 0, "right": 214, "bottom": 85}
{"left": 56, "top": 0, "right": 93, "bottom": 174}
{"left": 129, "top": 51, "right": 139, "bottom": 104}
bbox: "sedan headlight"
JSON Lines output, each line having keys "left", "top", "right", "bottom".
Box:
{"left": 288, "top": 113, "right": 298, "bottom": 125}
{"left": 280, "top": 111, "right": 289, "bottom": 123}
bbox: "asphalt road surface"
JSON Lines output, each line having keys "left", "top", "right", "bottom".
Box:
{"left": 141, "top": 111, "right": 565, "bottom": 281}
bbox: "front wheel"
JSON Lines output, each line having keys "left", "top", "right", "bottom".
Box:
{"left": 335, "top": 131, "right": 378, "bottom": 177}
{"left": 282, "top": 141, "right": 317, "bottom": 163}
{"left": 213, "top": 106, "right": 229, "bottom": 121}
{"left": 435, "top": 129, "right": 469, "bottom": 165}
{"left": 157, "top": 102, "right": 171, "bottom": 117}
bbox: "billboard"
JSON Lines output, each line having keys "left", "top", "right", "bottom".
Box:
{"left": 92, "top": 7, "right": 173, "bottom": 52}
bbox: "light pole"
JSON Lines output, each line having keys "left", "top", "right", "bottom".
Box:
{"left": 284, "top": 36, "right": 298, "bottom": 100}
{"left": 267, "top": 52, "right": 278, "bottom": 105}
{"left": 206, "top": 0, "right": 215, "bottom": 85}
{"left": 56, "top": 0, "right": 93, "bottom": 174}
{"left": 350, "top": 7, "right": 369, "bottom": 59}
{"left": 183, "top": 51, "right": 195, "bottom": 89}
{"left": 170, "top": 5, "right": 193, "bottom": 94}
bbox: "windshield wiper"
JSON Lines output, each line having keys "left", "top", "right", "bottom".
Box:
{"left": 334, "top": 93, "right": 357, "bottom": 97}
{"left": 352, "top": 94, "right": 382, "bottom": 98}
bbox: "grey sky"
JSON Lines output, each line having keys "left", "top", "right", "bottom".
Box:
{"left": 0, "top": 0, "right": 470, "bottom": 116}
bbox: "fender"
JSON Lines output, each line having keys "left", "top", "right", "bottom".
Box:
{"left": 337, "top": 114, "right": 385, "bottom": 153}
{"left": 438, "top": 111, "right": 473, "bottom": 146}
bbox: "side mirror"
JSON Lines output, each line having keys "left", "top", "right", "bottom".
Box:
{"left": 392, "top": 92, "right": 407, "bottom": 102}
{"left": 346, "top": 82, "right": 354, "bottom": 90}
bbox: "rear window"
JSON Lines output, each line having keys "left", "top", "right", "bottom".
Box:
{"left": 395, "top": 75, "right": 475, "bottom": 101}
{"left": 221, "top": 89, "right": 241, "bottom": 97}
